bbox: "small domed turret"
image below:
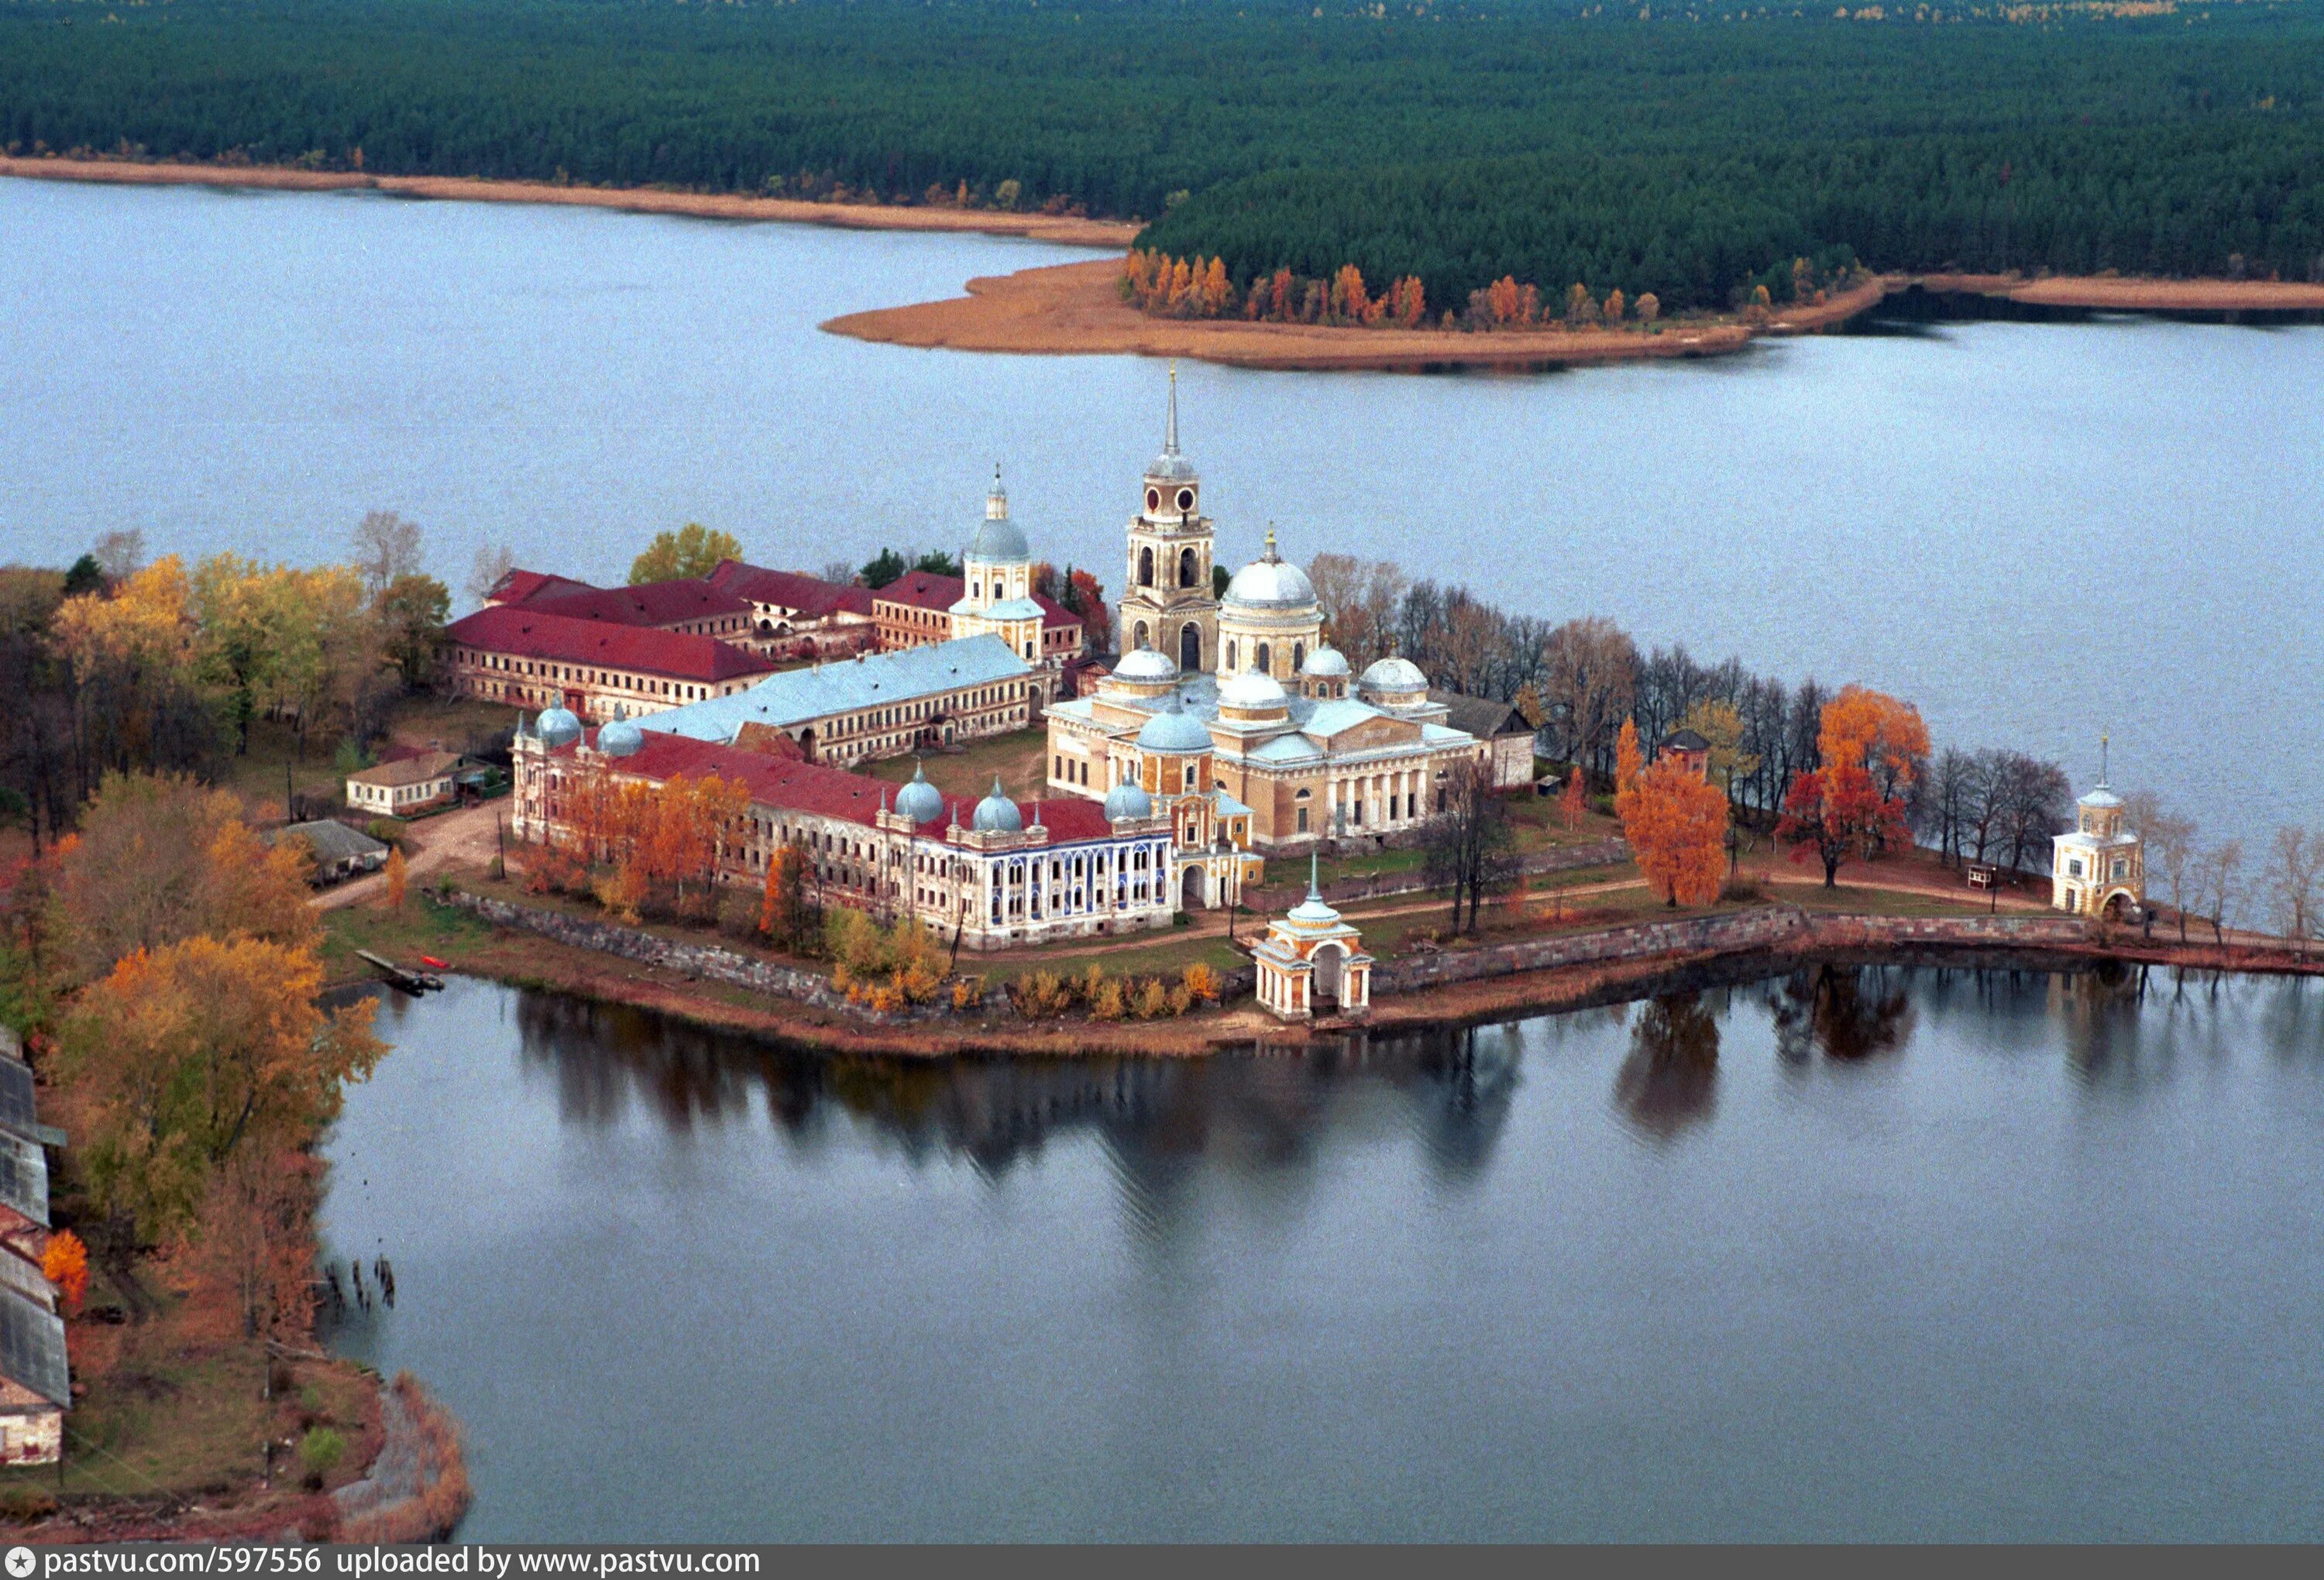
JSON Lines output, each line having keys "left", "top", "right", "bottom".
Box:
{"left": 535, "top": 706, "right": 583, "bottom": 750}
{"left": 1103, "top": 780, "right": 1154, "bottom": 822}
{"left": 1300, "top": 643, "right": 1350, "bottom": 678}
{"left": 971, "top": 775, "right": 1023, "bottom": 833}
{"left": 597, "top": 714, "right": 645, "bottom": 758}
{"left": 895, "top": 764, "right": 945, "bottom": 826}
{"left": 1135, "top": 698, "right": 1212, "bottom": 754}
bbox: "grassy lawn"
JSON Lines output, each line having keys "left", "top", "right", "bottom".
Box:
{"left": 861, "top": 726, "right": 1052, "bottom": 805}
{"left": 218, "top": 695, "right": 517, "bottom": 823}
{"left": 0, "top": 1260, "right": 375, "bottom": 1510}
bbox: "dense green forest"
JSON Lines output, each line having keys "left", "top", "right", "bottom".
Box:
{"left": 2, "top": 0, "right": 2319, "bottom": 311}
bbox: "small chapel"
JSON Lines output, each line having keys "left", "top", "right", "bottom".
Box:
{"left": 2051, "top": 740, "right": 2144, "bottom": 919}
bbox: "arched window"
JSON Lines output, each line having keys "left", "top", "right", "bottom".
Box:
{"left": 1292, "top": 642, "right": 1305, "bottom": 672}
{"left": 1183, "top": 764, "right": 1197, "bottom": 792}
{"left": 1255, "top": 642, "right": 1271, "bottom": 674}
{"left": 1178, "top": 547, "right": 1198, "bottom": 588}
{"left": 1226, "top": 640, "right": 1237, "bottom": 671}
{"left": 1179, "top": 623, "right": 1202, "bottom": 672}
{"left": 1134, "top": 620, "right": 1150, "bottom": 651}
{"left": 1139, "top": 547, "right": 1155, "bottom": 587}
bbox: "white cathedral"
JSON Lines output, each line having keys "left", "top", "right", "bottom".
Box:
{"left": 1045, "top": 373, "right": 1491, "bottom": 858}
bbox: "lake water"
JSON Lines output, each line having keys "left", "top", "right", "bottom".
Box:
{"left": 3, "top": 175, "right": 2319, "bottom": 854}
{"left": 320, "top": 969, "right": 2324, "bottom": 1540}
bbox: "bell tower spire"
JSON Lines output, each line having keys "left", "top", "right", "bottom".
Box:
{"left": 1121, "top": 369, "right": 1218, "bottom": 675}
{"left": 1164, "top": 361, "right": 1181, "bottom": 459}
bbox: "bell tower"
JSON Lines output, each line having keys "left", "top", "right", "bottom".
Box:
{"left": 1116, "top": 366, "right": 1219, "bottom": 674}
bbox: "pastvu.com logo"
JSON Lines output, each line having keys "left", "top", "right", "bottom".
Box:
{"left": 6, "top": 1545, "right": 38, "bottom": 1578}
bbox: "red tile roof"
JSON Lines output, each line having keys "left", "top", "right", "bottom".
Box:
{"left": 705, "top": 561, "right": 875, "bottom": 621}
{"left": 870, "top": 570, "right": 962, "bottom": 612}
{"left": 875, "top": 572, "right": 1084, "bottom": 635}
{"left": 486, "top": 568, "right": 595, "bottom": 606}
{"left": 445, "top": 606, "right": 776, "bottom": 682}
{"left": 562, "top": 733, "right": 1127, "bottom": 845}
{"left": 524, "top": 579, "right": 752, "bottom": 628}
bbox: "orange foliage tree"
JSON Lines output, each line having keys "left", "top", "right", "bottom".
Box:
{"left": 1819, "top": 685, "right": 1930, "bottom": 803}
{"left": 383, "top": 846, "right": 407, "bottom": 911}
{"left": 42, "top": 1230, "right": 88, "bottom": 1314}
{"left": 1559, "top": 764, "right": 1588, "bottom": 832}
{"left": 1621, "top": 759, "right": 1730, "bottom": 907}
{"left": 57, "top": 936, "right": 383, "bottom": 1240}
{"left": 1776, "top": 764, "right": 1910, "bottom": 888}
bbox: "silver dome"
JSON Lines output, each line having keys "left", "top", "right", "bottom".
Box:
{"left": 1135, "top": 700, "right": 1213, "bottom": 754}
{"left": 971, "top": 776, "right": 1024, "bottom": 833}
{"left": 1301, "top": 643, "right": 1351, "bottom": 677}
{"left": 1359, "top": 655, "right": 1428, "bottom": 695}
{"left": 597, "top": 717, "right": 645, "bottom": 758}
{"left": 1112, "top": 646, "right": 1180, "bottom": 682}
{"left": 965, "top": 472, "right": 1030, "bottom": 565}
{"left": 1219, "top": 671, "right": 1290, "bottom": 711}
{"left": 896, "top": 764, "right": 946, "bottom": 826}
{"left": 1223, "top": 536, "right": 1316, "bottom": 610}
{"left": 535, "top": 706, "right": 583, "bottom": 749}
{"left": 1103, "top": 780, "right": 1154, "bottom": 821}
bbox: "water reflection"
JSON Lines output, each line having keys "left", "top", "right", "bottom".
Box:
{"left": 1770, "top": 965, "right": 1916, "bottom": 1064}
{"left": 1612, "top": 993, "right": 1721, "bottom": 1141}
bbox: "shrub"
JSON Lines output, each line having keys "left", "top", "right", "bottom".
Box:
{"left": 1181, "top": 962, "right": 1222, "bottom": 1003}
{"left": 1720, "top": 875, "right": 1765, "bottom": 904}
{"left": 1010, "top": 970, "right": 1071, "bottom": 1019}
{"left": 1167, "top": 984, "right": 1193, "bottom": 1016}
{"left": 299, "top": 1425, "right": 347, "bottom": 1480}
{"left": 950, "top": 975, "right": 984, "bottom": 1012}
{"left": 590, "top": 864, "right": 646, "bottom": 923}
{"left": 1076, "top": 963, "right": 1105, "bottom": 1005}
{"left": 1132, "top": 978, "right": 1171, "bottom": 1019}
{"left": 715, "top": 887, "right": 760, "bottom": 939}
{"left": 364, "top": 819, "right": 404, "bottom": 849}
{"left": 1090, "top": 977, "right": 1127, "bottom": 1021}
{"left": 0, "top": 1486, "right": 57, "bottom": 1523}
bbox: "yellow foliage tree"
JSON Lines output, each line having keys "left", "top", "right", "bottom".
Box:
{"left": 384, "top": 846, "right": 408, "bottom": 911}
{"left": 628, "top": 523, "right": 743, "bottom": 585}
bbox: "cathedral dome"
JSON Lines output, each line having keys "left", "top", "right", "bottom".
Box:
{"left": 1112, "top": 646, "right": 1180, "bottom": 682}
{"left": 1135, "top": 700, "right": 1212, "bottom": 754}
{"left": 1358, "top": 654, "right": 1428, "bottom": 696}
{"left": 971, "top": 776, "right": 1024, "bottom": 833}
{"left": 1300, "top": 643, "right": 1351, "bottom": 678}
{"left": 896, "top": 764, "right": 946, "bottom": 826}
{"left": 1103, "top": 780, "right": 1154, "bottom": 821}
{"left": 2078, "top": 784, "right": 2123, "bottom": 809}
{"left": 1223, "top": 535, "right": 1315, "bottom": 611}
{"left": 965, "top": 470, "right": 1030, "bottom": 565}
{"left": 535, "top": 707, "right": 583, "bottom": 750}
{"left": 597, "top": 716, "right": 645, "bottom": 758}
{"left": 1219, "top": 671, "right": 1290, "bottom": 713}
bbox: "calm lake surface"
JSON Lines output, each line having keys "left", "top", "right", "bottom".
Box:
{"left": 4, "top": 176, "right": 2322, "bottom": 859}
{"left": 320, "top": 969, "right": 2324, "bottom": 1540}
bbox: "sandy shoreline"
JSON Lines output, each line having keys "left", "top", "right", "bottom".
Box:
{"left": 0, "top": 154, "right": 1141, "bottom": 248}
{"left": 826, "top": 259, "right": 2324, "bottom": 370}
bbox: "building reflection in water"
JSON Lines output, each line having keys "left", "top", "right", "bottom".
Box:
{"left": 506, "top": 991, "right": 1526, "bottom": 1216}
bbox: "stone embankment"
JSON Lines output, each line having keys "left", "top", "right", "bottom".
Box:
{"left": 1373, "top": 909, "right": 2092, "bottom": 994}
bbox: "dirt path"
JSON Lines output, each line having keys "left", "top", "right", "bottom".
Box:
{"left": 315, "top": 802, "right": 504, "bottom": 912}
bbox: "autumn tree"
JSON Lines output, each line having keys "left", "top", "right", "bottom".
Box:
{"left": 1677, "top": 699, "right": 1758, "bottom": 807}
{"left": 53, "top": 771, "right": 317, "bottom": 984}
{"left": 757, "top": 843, "right": 814, "bottom": 948}
{"left": 193, "top": 1147, "right": 320, "bottom": 1338}
{"left": 2269, "top": 826, "right": 2321, "bottom": 957}
{"left": 41, "top": 1229, "right": 88, "bottom": 1314}
{"left": 376, "top": 572, "right": 451, "bottom": 690}
{"left": 1306, "top": 555, "right": 1408, "bottom": 669}
{"left": 1559, "top": 764, "right": 1588, "bottom": 832}
{"left": 1621, "top": 757, "right": 1730, "bottom": 906}
{"left": 1614, "top": 716, "right": 1645, "bottom": 801}
{"left": 466, "top": 542, "right": 516, "bottom": 605}
{"left": 1776, "top": 763, "right": 1907, "bottom": 887}
{"left": 1819, "top": 685, "right": 1930, "bottom": 804}
{"left": 629, "top": 523, "right": 742, "bottom": 584}
{"left": 384, "top": 845, "right": 408, "bottom": 911}
{"left": 1540, "top": 617, "right": 1638, "bottom": 779}
{"left": 58, "top": 936, "right": 383, "bottom": 1242}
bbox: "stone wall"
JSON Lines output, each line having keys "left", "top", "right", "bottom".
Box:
{"left": 1373, "top": 909, "right": 2091, "bottom": 993}
{"left": 1246, "top": 836, "right": 1628, "bottom": 912}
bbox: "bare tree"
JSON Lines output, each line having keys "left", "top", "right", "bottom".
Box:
{"left": 93, "top": 528, "right": 146, "bottom": 582}
{"left": 1539, "top": 616, "right": 1637, "bottom": 779}
{"left": 1308, "top": 553, "right": 1408, "bottom": 670}
{"left": 2135, "top": 802, "right": 2200, "bottom": 943}
{"left": 466, "top": 541, "right": 517, "bottom": 606}
{"left": 1914, "top": 747, "right": 1976, "bottom": 868}
{"left": 818, "top": 560, "right": 860, "bottom": 587}
{"left": 1421, "top": 757, "right": 1520, "bottom": 934}
{"left": 352, "top": 510, "right": 424, "bottom": 599}
{"left": 2268, "top": 826, "right": 2321, "bottom": 957}
{"left": 2199, "top": 840, "right": 2244, "bottom": 948}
